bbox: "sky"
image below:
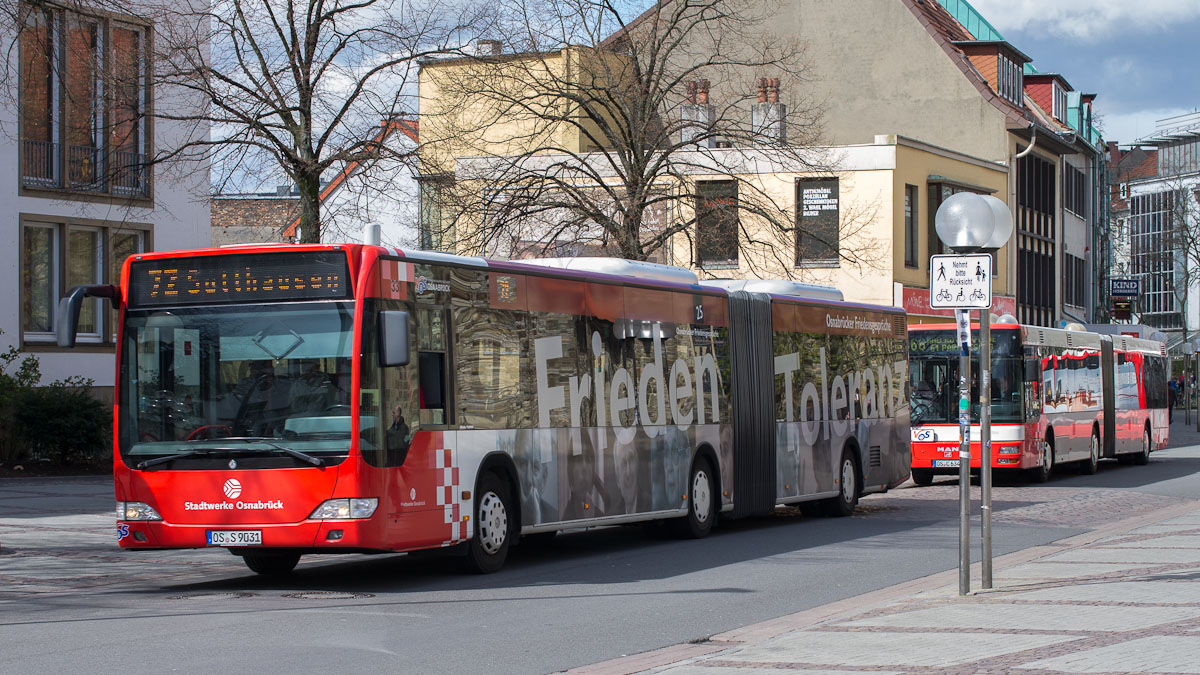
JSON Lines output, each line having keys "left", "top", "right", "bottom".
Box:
{"left": 966, "top": 0, "right": 1200, "bottom": 145}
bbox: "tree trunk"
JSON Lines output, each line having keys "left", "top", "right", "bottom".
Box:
{"left": 296, "top": 172, "right": 322, "bottom": 244}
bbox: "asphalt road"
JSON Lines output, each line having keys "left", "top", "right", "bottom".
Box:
{"left": 2, "top": 438, "right": 1199, "bottom": 675}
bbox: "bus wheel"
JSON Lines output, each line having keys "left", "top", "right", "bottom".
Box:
{"left": 465, "top": 473, "right": 512, "bottom": 574}
{"left": 671, "top": 457, "right": 716, "bottom": 539}
{"left": 242, "top": 553, "right": 300, "bottom": 575}
{"left": 1028, "top": 438, "right": 1054, "bottom": 483}
{"left": 821, "top": 448, "right": 860, "bottom": 517}
{"left": 1133, "top": 426, "right": 1152, "bottom": 465}
{"left": 910, "top": 469, "right": 934, "bottom": 487}
{"left": 1081, "top": 430, "right": 1100, "bottom": 475}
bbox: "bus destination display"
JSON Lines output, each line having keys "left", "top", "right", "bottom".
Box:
{"left": 128, "top": 252, "right": 351, "bottom": 307}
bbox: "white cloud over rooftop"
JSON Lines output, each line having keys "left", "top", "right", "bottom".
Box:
{"left": 969, "top": 0, "right": 1200, "bottom": 40}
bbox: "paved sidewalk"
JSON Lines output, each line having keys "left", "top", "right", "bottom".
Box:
{"left": 571, "top": 421, "right": 1200, "bottom": 675}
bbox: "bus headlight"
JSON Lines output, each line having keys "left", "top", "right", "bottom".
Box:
{"left": 117, "top": 501, "right": 162, "bottom": 521}
{"left": 310, "top": 498, "right": 378, "bottom": 519}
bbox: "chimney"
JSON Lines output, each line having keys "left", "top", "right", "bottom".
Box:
{"left": 752, "top": 77, "right": 786, "bottom": 144}
{"left": 681, "top": 80, "right": 716, "bottom": 147}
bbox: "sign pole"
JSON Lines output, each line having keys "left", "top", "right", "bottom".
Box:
{"left": 980, "top": 304, "right": 993, "bottom": 589}
{"left": 955, "top": 308, "right": 971, "bottom": 596}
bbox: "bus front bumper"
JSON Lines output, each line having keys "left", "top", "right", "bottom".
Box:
{"left": 115, "top": 519, "right": 381, "bottom": 551}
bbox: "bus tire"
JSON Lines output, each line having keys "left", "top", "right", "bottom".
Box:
{"left": 242, "top": 553, "right": 300, "bottom": 575}
{"left": 1028, "top": 437, "right": 1054, "bottom": 483}
{"left": 1133, "top": 426, "right": 1152, "bottom": 466}
{"left": 670, "top": 457, "right": 716, "bottom": 539}
{"left": 822, "top": 447, "right": 860, "bottom": 517}
{"left": 1081, "top": 429, "right": 1100, "bottom": 475}
{"left": 910, "top": 469, "right": 934, "bottom": 487}
{"left": 465, "top": 473, "right": 512, "bottom": 574}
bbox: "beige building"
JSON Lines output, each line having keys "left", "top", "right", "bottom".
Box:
{"left": 418, "top": 0, "right": 1106, "bottom": 326}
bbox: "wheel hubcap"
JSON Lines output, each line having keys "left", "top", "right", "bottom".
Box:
{"left": 477, "top": 491, "right": 508, "bottom": 555}
{"left": 1091, "top": 436, "right": 1099, "bottom": 464}
{"left": 1145, "top": 431, "right": 1151, "bottom": 457}
{"left": 692, "top": 470, "right": 711, "bottom": 523}
{"left": 841, "top": 459, "right": 855, "bottom": 502}
{"left": 1042, "top": 442, "right": 1052, "bottom": 472}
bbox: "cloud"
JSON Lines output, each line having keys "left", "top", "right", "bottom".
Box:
{"left": 1096, "top": 106, "right": 1194, "bottom": 144}
{"left": 967, "top": 0, "right": 1200, "bottom": 40}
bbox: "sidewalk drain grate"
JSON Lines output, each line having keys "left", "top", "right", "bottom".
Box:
{"left": 282, "top": 591, "right": 374, "bottom": 600}
{"left": 168, "top": 592, "right": 258, "bottom": 600}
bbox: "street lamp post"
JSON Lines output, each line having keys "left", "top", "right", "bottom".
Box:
{"left": 934, "top": 192, "right": 1000, "bottom": 596}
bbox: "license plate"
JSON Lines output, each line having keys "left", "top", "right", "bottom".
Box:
{"left": 933, "top": 460, "right": 960, "bottom": 468}
{"left": 206, "top": 530, "right": 263, "bottom": 546}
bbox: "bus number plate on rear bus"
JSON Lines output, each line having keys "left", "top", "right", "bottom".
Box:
{"left": 206, "top": 530, "right": 263, "bottom": 546}
{"left": 933, "top": 460, "right": 960, "bottom": 468}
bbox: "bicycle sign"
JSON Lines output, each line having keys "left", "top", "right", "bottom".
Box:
{"left": 930, "top": 253, "right": 992, "bottom": 309}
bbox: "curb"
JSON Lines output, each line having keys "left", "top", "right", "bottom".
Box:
{"left": 565, "top": 496, "right": 1200, "bottom": 675}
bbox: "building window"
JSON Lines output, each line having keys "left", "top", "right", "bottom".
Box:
{"left": 1130, "top": 191, "right": 1183, "bottom": 329}
{"left": 696, "top": 180, "right": 739, "bottom": 267}
{"left": 795, "top": 177, "right": 839, "bottom": 265}
{"left": 1063, "top": 253, "right": 1086, "bottom": 308}
{"left": 904, "top": 184, "right": 919, "bottom": 268}
{"left": 20, "top": 220, "right": 146, "bottom": 344}
{"left": 997, "top": 54, "right": 1023, "bottom": 106}
{"left": 1064, "top": 164, "right": 1086, "bottom": 218}
{"left": 19, "top": 5, "right": 150, "bottom": 197}
{"left": 1052, "top": 82, "right": 1068, "bottom": 122}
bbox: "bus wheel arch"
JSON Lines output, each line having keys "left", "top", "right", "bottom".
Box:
{"left": 1134, "top": 423, "right": 1152, "bottom": 465}
{"left": 1081, "top": 425, "right": 1100, "bottom": 475}
{"left": 1029, "top": 432, "right": 1054, "bottom": 483}
{"left": 670, "top": 452, "right": 717, "bottom": 539}
{"left": 821, "top": 440, "right": 861, "bottom": 517}
{"left": 465, "top": 454, "right": 519, "bottom": 574}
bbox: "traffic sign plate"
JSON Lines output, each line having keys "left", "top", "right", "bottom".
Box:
{"left": 930, "top": 254, "right": 992, "bottom": 309}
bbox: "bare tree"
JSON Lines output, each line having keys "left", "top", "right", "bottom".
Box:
{"left": 2, "top": 0, "right": 493, "bottom": 243}
{"left": 421, "top": 0, "right": 881, "bottom": 277}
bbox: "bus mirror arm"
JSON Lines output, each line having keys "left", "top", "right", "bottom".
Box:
{"left": 56, "top": 284, "right": 120, "bottom": 348}
{"left": 379, "top": 310, "right": 411, "bottom": 367}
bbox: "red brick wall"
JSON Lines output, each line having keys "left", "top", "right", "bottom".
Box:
{"left": 211, "top": 197, "right": 299, "bottom": 245}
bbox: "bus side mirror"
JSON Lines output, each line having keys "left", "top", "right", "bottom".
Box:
{"left": 57, "top": 284, "right": 119, "bottom": 348}
{"left": 379, "top": 310, "right": 411, "bottom": 367}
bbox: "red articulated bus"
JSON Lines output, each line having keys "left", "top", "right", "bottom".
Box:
{"left": 908, "top": 322, "right": 1169, "bottom": 485}
{"left": 57, "top": 244, "right": 910, "bottom": 574}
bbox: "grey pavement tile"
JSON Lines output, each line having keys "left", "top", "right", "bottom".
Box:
{"left": 652, "top": 662, "right": 878, "bottom": 667}
{"left": 1045, "top": 548, "right": 1200, "bottom": 564}
{"left": 1003, "top": 578, "right": 1200, "bottom": 604}
{"left": 1016, "top": 635, "right": 1200, "bottom": 672}
{"left": 717, "top": 631, "right": 1079, "bottom": 668}
{"left": 995, "top": 561, "right": 1152, "bottom": 579}
{"left": 1111, "top": 535, "right": 1200, "bottom": 549}
{"left": 843, "top": 604, "right": 1200, "bottom": 632}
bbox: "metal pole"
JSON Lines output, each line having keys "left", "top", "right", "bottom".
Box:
{"left": 980, "top": 307, "right": 993, "bottom": 589}
{"left": 957, "top": 309, "right": 972, "bottom": 596}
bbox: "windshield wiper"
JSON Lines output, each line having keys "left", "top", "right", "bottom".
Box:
{"left": 217, "top": 437, "right": 325, "bottom": 467}
{"left": 136, "top": 437, "right": 324, "bottom": 470}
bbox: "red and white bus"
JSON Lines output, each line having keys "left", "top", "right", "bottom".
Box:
{"left": 908, "top": 322, "right": 1169, "bottom": 485}
{"left": 58, "top": 244, "right": 911, "bottom": 574}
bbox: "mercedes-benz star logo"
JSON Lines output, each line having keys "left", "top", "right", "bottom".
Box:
{"left": 223, "top": 479, "right": 242, "bottom": 500}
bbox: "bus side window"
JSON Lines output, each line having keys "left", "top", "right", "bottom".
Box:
{"left": 416, "top": 307, "right": 450, "bottom": 426}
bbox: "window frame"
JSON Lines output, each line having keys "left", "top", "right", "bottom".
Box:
{"left": 18, "top": 3, "right": 152, "bottom": 201}
{"left": 695, "top": 179, "right": 740, "bottom": 269}
{"left": 18, "top": 215, "right": 150, "bottom": 347}
{"left": 904, "top": 183, "right": 919, "bottom": 268}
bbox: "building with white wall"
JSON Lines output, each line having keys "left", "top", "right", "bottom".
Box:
{"left": 3, "top": 2, "right": 210, "bottom": 397}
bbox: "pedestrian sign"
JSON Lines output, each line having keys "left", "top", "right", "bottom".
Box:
{"left": 930, "top": 253, "right": 992, "bottom": 309}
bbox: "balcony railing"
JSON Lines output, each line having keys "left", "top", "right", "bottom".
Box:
{"left": 21, "top": 139, "right": 148, "bottom": 197}
{"left": 22, "top": 140, "right": 58, "bottom": 187}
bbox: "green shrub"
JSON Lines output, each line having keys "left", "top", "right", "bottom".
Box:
{"left": 0, "top": 330, "right": 111, "bottom": 465}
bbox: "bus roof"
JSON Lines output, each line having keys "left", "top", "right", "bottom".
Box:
{"left": 909, "top": 322, "right": 1166, "bottom": 356}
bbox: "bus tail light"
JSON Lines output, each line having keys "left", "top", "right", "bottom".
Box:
{"left": 310, "top": 498, "right": 378, "bottom": 520}
{"left": 117, "top": 501, "right": 162, "bottom": 521}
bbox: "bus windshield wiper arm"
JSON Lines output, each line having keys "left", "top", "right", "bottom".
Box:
{"left": 137, "top": 450, "right": 206, "bottom": 470}
{"left": 219, "top": 437, "right": 325, "bottom": 466}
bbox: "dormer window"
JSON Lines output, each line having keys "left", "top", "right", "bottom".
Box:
{"left": 997, "top": 53, "right": 1023, "bottom": 105}
{"left": 1053, "top": 81, "right": 1068, "bottom": 121}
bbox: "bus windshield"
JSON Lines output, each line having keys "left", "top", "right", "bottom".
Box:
{"left": 909, "top": 329, "right": 1023, "bottom": 425}
{"left": 118, "top": 301, "right": 357, "bottom": 461}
